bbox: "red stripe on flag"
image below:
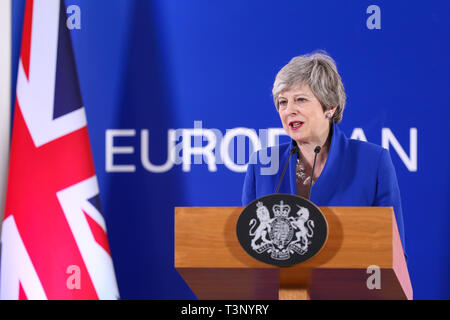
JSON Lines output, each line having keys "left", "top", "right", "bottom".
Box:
{"left": 21, "top": 0, "right": 34, "bottom": 79}
{"left": 83, "top": 211, "right": 111, "bottom": 256}
{"left": 19, "top": 282, "right": 28, "bottom": 300}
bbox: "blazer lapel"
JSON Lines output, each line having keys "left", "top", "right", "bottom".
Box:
{"left": 288, "top": 142, "right": 298, "bottom": 195}
{"left": 310, "top": 123, "right": 345, "bottom": 204}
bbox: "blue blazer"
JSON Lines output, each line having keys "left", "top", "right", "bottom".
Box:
{"left": 242, "top": 123, "right": 407, "bottom": 257}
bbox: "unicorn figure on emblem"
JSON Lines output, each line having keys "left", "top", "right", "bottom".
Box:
{"left": 289, "top": 205, "right": 315, "bottom": 254}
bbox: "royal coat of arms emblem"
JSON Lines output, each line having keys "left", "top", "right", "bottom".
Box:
{"left": 237, "top": 194, "right": 327, "bottom": 267}
{"left": 250, "top": 200, "right": 314, "bottom": 260}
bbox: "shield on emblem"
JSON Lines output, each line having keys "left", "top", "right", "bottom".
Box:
{"left": 270, "top": 217, "right": 293, "bottom": 248}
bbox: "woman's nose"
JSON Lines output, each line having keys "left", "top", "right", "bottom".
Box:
{"left": 286, "top": 100, "right": 298, "bottom": 113}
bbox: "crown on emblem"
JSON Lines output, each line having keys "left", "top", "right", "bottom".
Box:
{"left": 272, "top": 200, "right": 290, "bottom": 218}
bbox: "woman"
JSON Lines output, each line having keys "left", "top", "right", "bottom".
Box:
{"left": 242, "top": 51, "right": 406, "bottom": 255}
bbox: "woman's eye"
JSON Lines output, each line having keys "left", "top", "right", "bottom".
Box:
{"left": 296, "top": 97, "right": 306, "bottom": 102}
{"left": 279, "top": 100, "right": 287, "bottom": 106}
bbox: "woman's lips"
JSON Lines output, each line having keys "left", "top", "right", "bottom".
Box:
{"left": 289, "top": 121, "right": 304, "bottom": 131}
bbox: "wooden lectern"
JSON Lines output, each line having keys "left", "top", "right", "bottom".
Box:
{"left": 175, "top": 207, "right": 412, "bottom": 300}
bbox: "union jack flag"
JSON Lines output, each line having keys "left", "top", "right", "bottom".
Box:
{"left": 0, "top": 0, "right": 119, "bottom": 299}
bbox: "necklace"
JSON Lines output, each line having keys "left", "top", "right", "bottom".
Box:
{"left": 296, "top": 158, "right": 315, "bottom": 186}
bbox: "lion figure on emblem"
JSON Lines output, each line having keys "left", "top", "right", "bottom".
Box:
{"left": 249, "top": 203, "right": 273, "bottom": 250}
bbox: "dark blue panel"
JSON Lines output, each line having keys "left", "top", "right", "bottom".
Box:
{"left": 53, "top": 1, "right": 83, "bottom": 119}
{"left": 88, "top": 194, "right": 102, "bottom": 214}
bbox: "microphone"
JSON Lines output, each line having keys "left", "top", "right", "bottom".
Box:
{"left": 308, "top": 146, "right": 321, "bottom": 199}
{"left": 275, "top": 141, "right": 299, "bottom": 193}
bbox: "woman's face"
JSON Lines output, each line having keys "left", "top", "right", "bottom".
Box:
{"left": 278, "top": 83, "right": 332, "bottom": 145}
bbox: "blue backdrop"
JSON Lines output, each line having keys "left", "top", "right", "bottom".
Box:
{"left": 11, "top": 0, "right": 450, "bottom": 299}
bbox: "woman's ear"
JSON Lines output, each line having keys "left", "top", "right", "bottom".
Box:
{"left": 325, "top": 106, "right": 337, "bottom": 119}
